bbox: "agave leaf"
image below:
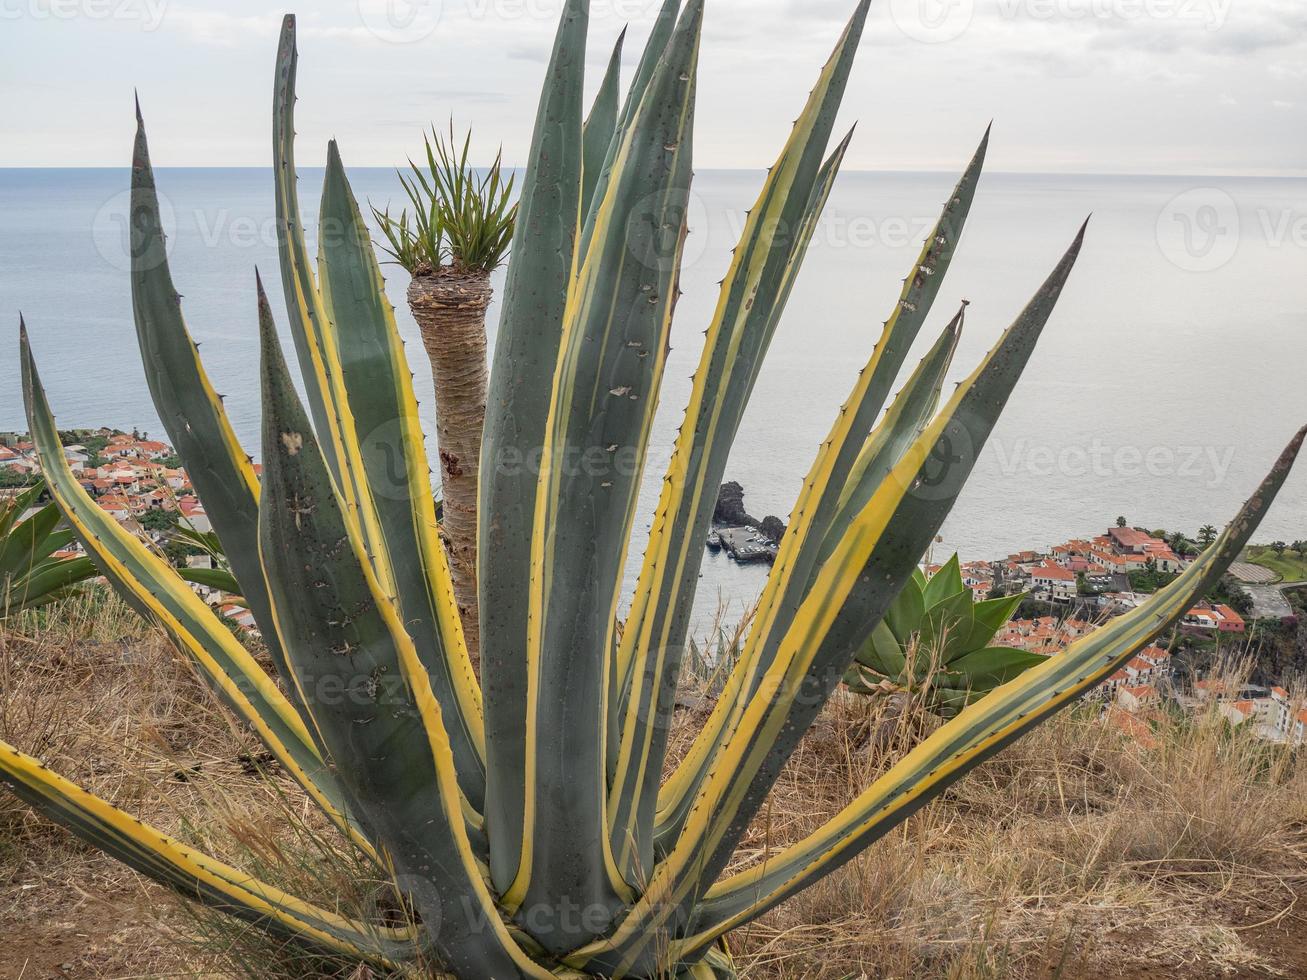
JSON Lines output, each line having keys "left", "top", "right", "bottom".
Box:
{"left": 812, "top": 308, "right": 965, "bottom": 578}
{"left": 578, "top": 0, "right": 680, "bottom": 262}
{"left": 18, "top": 321, "right": 361, "bottom": 848}
{"left": 128, "top": 104, "right": 303, "bottom": 694}
{"left": 854, "top": 620, "right": 905, "bottom": 678}
{"left": 578, "top": 222, "right": 1088, "bottom": 977}
{"left": 253, "top": 287, "right": 548, "bottom": 979}
{"left": 962, "top": 591, "right": 1025, "bottom": 652}
{"left": 916, "top": 586, "right": 975, "bottom": 666}
{"left": 657, "top": 127, "right": 991, "bottom": 851}
{"left": 741, "top": 126, "right": 991, "bottom": 691}
{"left": 632, "top": 0, "right": 872, "bottom": 865}
{"left": 271, "top": 15, "right": 392, "bottom": 595}
{"left": 0, "top": 482, "right": 45, "bottom": 539}
{"left": 37, "top": 525, "right": 76, "bottom": 561}
{"left": 15, "top": 555, "right": 98, "bottom": 602}
{"left": 512, "top": 0, "right": 701, "bottom": 945}
{"left": 0, "top": 499, "right": 61, "bottom": 580}
{"left": 479, "top": 0, "right": 588, "bottom": 902}
{"left": 317, "top": 141, "right": 486, "bottom": 808}
{"left": 639, "top": 132, "right": 855, "bottom": 858}
{"left": 884, "top": 575, "right": 926, "bottom": 645}
{"left": 678, "top": 426, "right": 1305, "bottom": 955}
{"left": 581, "top": 28, "right": 625, "bottom": 220}
{"left": 0, "top": 739, "right": 418, "bottom": 966}
{"left": 479, "top": 33, "right": 600, "bottom": 932}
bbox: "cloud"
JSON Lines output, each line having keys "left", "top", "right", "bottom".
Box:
{"left": 159, "top": 10, "right": 284, "bottom": 46}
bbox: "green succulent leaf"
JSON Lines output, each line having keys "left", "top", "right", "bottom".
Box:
{"left": 174, "top": 566, "right": 243, "bottom": 596}
{"left": 921, "top": 554, "right": 965, "bottom": 609}
{"left": 254, "top": 281, "right": 547, "bottom": 979}
{"left": 644, "top": 0, "right": 872, "bottom": 861}
{"left": 677, "top": 425, "right": 1306, "bottom": 958}
{"left": 318, "top": 139, "right": 486, "bottom": 810}
{"left": 946, "top": 646, "right": 1049, "bottom": 688}
{"left": 19, "top": 320, "right": 361, "bottom": 848}
{"left": 581, "top": 28, "right": 625, "bottom": 220}
{"left": 514, "top": 0, "right": 701, "bottom": 946}
{"left": 0, "top": 739, "right": 418, "bottom": 966}
{"left": 479, "top": 0, "right": 589, "bottom": 904}
{"left": 128, "top": 104, "right": 299, "bottom": 693}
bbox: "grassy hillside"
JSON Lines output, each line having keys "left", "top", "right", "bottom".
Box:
{"left": 1245, "top": 545, "right": 1307, "bottom": 583}
{"left": 1, "top": 598, "right": 1305, "bottom": 978}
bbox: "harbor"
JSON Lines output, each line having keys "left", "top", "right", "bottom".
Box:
{"left": 712, "top": 525, "right": 779, "bottom": 564}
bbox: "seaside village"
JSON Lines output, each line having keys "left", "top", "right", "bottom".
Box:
{"left": 1, "top": 428, "right": 254, "bottom": 631}
{"left": 3, "top": 429, "right": 1305, "bottom": 747}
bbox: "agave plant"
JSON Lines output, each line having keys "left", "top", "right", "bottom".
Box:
{"left": 845, "top": 554, "right": 1042, "bottom": 717}
{"left": 2, "top": 3, "right": 1303, "bottom": 977}
{"left": 0, "top": 480, "right": 98, "bottom": 620}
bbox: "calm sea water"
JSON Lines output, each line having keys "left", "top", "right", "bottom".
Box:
{"left": 2, "top": 167, "right": 1305, "bottom": 636}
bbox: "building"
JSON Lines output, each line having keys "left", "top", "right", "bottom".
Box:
{"left": 1183, "top": 602, "right": 1246, "bottom": 633}
{"left": 1030, "top": 561, "right": 1077, "bottom": 601}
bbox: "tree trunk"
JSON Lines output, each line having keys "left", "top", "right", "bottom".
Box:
{"left": 408, "top": 265, "right": 492, "bottom": 665}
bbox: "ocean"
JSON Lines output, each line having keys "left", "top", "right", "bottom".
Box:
{"left": 2, "top": 167, "right": 1304, "bottom": 636}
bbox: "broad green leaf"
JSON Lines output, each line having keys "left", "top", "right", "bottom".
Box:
{"left": 127, "top": 105, "right": 294, "bottom": 690}
{"left": 0, "top": 739, "right": 417, "bottom": 966}
{"left": 254, "top": 288, "right": 549, "bottom": 979}
{"left": 921, "top": 554, "right": 965, "bottom": 609}
{"left": 19, "top": 320, "right": 362, "bottom": 850}
{"left": 678, "top": 424, "right": 1305, "bottom": 957}
{"left": 480, "top": 0, "right": 588, "bottom": 902}
{"left": 947, "top": 646, "right": 1048, "bottom": 687}
{"left": 581, "top": 28, "right": 624, "bottom": 220}
{"left": 579, "top": 221, "right": 1088, "bottom": 978}
{"left": 513, "top": 0, "right": 701, "bottom": 948}
{"left": 317, "top": 140, "right": 486, "bottom": 810}
{"left": 175, "top": 566, "right": 243, "bottom": 595}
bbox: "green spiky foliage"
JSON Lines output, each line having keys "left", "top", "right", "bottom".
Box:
{"left": 3, "top": 5, "right": 1304, "bottom": 978}
{"left": 845, "top": 554, "right": 1041, "bottom": 717}
{"left": 0, "top": 480, "right": 98, "bottom": 619}
{"left": 170, "top": 526, "right": 244, "bottom": 600}
{"left": 373, "top": 121, "right": 517, "bottom": 274}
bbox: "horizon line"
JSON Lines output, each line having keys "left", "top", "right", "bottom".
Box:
{"left": 2, "top": 165, "right": 1305, "bottom": 181}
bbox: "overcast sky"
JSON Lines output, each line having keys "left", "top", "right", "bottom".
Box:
{"left": 3, "top": 0, "right": 1304, "bottom": 174}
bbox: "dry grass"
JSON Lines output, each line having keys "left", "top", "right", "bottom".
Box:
{"left": 0, "top": 589, "right": 406, "bottom": 978}
{"left": 1, "top": 600, "right": 1305, "bottom": 978}
{"left": 690, "top": 685, "right": 1307, "bottom": 978}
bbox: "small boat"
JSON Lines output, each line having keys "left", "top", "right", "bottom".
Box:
{"left": 706, "top": 530, "right": 722, "bottom": 551}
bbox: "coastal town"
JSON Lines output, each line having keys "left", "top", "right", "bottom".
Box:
{"left": 4, "top": 428, "right": 1305, "bottom": 746}
{"left": 0, "top": 427, "right": 252, "bottom": 629}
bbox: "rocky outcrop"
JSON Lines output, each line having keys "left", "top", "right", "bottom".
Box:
{"left": 714, "top": 481, "right": 786, "bottom": 544}
{"left": 759, "top": 515, "right": 786, "bottom": 545}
